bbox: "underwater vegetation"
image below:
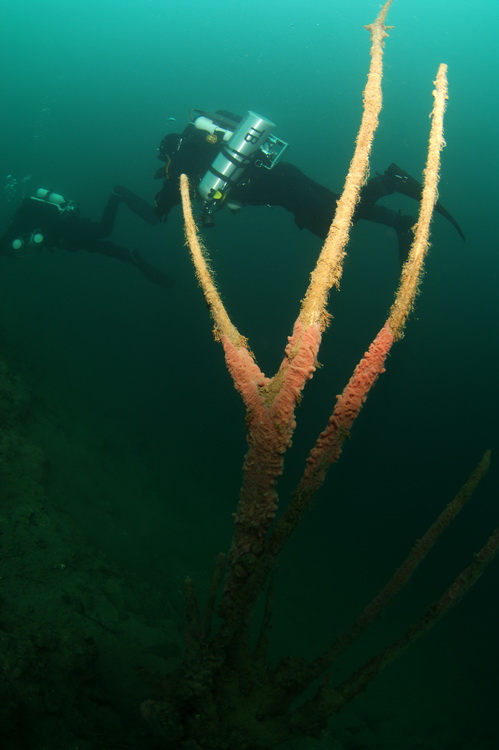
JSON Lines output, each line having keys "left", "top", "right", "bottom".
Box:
{"left": 139, "top": 4, "right": 498, "bottom": 749}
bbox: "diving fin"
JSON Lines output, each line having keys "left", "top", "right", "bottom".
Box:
{"left": 128, "top": 248, "right": 174, "bottom": 288}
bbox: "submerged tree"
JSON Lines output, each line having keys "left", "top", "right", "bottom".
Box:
{"left": 141, "top": 2, "right": 498, "bottom": 748}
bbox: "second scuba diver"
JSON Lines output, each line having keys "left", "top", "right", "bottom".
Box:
{"left": 0, "top": 186, "right": 173, "bottom": 288}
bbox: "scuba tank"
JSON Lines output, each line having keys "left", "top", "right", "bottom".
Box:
{"left": 33, "top": 188, "right": 78, "bottom": 215}
{"left": 193, "top": 115, "right": 234, "bottom": 142}
{"left": 35, "top": 188, "right": 66, "bottom": 207}
{"left": 197, "top": 111, "right": 276, "bottom": 217}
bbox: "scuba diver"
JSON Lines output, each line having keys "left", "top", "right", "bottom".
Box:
{"left": 0, "top": 186, "right": 173, "bottom": 288}
{"left": 154, "top": 109, "right": 465, "bottom": 262}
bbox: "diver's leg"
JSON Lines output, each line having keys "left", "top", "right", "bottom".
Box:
{"left": 97, "top": 193, "right": 122, "bottom": 238}
{"left": 113, "top": 185, "right": 158, "bottom": 226}
{"left": 86, "top": 238, "right": 173, "bottom": 287}
{"left": 361, "top": 163, "right": 465, "bottom": 240}
{"left": 97, "top": 187, "right": 158, "bottom": 238}
{"left": 360, "top": 163, "right": 424, "bottom": 206}
{"left": 128, "top": 248, "right": 173, "bottom": 287}
{"left": 356, "top": 203, "right": 415, "bottom": 264}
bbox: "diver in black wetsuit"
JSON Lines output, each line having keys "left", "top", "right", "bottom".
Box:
{"left": 153, "top": 109, "right": 465, "bottom": 261}
{"left": 0, "top": 187, "right": 173, "bottom": 288}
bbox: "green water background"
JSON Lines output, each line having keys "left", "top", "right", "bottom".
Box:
{"left": 0, "top": 0, "right": 498, "bottom": 746}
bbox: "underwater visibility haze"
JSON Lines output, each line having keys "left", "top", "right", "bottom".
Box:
{"left": 0, "top": 0, "right": 498, "bottom": 748}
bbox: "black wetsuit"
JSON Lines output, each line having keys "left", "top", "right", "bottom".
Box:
{"left": 154, "top": 121, "right": 464, "bottom": 260}
{"left": 0, "top": 194, "right": 130, "bottom": 259}
{"left": 0, "top": 193, "right": 173, "bottom": 287}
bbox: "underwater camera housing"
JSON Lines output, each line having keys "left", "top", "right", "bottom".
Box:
{"left": 195, "top": 110, "right": 289, "bottom": 218}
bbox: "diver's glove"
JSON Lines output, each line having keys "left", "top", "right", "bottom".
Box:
{"left": 129, "top": 248, "right": 174, "bottom": 288}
